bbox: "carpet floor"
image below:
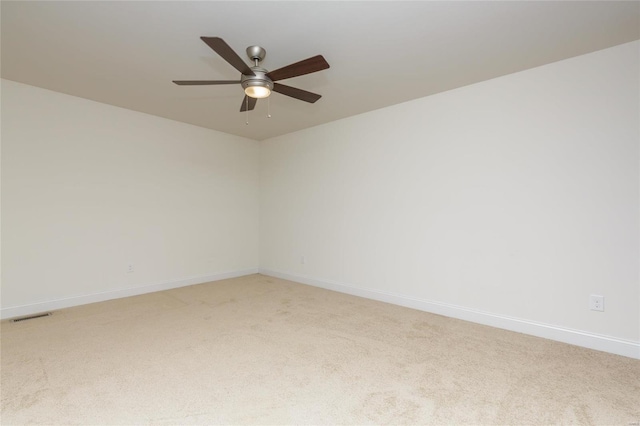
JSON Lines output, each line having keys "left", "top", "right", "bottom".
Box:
{"left": 1, "top": 274, "right": 639, "bottom": 425}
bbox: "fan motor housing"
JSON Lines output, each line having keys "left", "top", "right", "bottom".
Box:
{"left": 241, "top": 67, "right": 274, "bottom": 92}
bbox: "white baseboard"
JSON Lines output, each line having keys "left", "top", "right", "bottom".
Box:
{"left": 259, "top": 268, "right": 640, "bottom": 360}
{"left": 0, "top": 268, "right": 259, "bottom": 320}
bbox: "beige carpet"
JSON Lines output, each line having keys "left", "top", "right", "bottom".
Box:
{"left": 1, "top": 274, "right": 639, "bottom": 425}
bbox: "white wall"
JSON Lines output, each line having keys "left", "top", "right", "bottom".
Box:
{"left": 1, "top": 80, "right": 260, "bottom": 317}
{"left": 260, "top": 41, "right": 640, "bottom": 358}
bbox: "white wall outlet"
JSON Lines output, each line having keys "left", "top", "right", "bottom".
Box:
{"left": 589, "top": 294, "right": 604, "bottom": 312}
{"left": 127, "top": 264, "right": 134, "bottom": 273}
{"left": 301, "top": 256, "right": 306, "bottom": 264}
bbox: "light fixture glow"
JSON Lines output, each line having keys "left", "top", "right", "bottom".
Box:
{"left": 244, "top": 86, "right": 271, "bottom": 99}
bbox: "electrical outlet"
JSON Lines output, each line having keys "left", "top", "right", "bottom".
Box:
{"left": 589, "top": 295, "right": 604, "bottom": 312}
{"left": 127, "top": 264, "right": 134, "bottom": 273}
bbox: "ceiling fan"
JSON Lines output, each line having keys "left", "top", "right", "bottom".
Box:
{"left": 173, "top": 37, "right": 330, "bottom": 112}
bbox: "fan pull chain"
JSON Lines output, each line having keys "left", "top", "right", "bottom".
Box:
{"left": 267, "top": 96, "right": 271, "bottom": 118}
{"left": 245, "top": 97, "right": 249, "bottom": 125}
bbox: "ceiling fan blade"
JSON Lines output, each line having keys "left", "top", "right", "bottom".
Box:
{"left": 272, "top": 83, "right": 322, "bottom": 103}
{"left": 266, "top": 55, "right": 329, "bottom": 81}
{"left": 173, "top": 80, "right": 240, "bottom": 86}
{"left": 201, "top": 37, "right": 255, "bottom": 76}
{"left": 240, "top": 95, "right": 257, "bottom": 112}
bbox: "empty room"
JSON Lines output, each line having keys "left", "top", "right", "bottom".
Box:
{"left": 1, "top": 1, "right": 639, "bottom": 424}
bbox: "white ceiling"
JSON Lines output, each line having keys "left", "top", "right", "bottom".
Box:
{"left": 2, "top": 1, "right": 638, "bottom": 141}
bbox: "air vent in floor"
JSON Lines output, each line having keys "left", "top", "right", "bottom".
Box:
{"left": 11, "top": 312, "right": 52, "bottom": 322}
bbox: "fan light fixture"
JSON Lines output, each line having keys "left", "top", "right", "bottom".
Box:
{"left": 244, "top": 84, "right": 271, "bottom": 99}
{"left": 241, "top": 71, "right": 274, "bottom": 99}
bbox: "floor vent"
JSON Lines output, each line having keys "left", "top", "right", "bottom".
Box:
{"left": 11, "top": 312, "right": 52, "bottom": 322}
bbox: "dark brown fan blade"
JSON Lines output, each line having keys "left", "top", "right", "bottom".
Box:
{"left": 272, "top": 83, "right": 322, "bottom": 103}
{"left": 173, "top": 80, "right": 240, "bottom": 86}
{"left": 266, "top": 55, "right": 329, "bottom": 81}
{"left": 200, "top": 37, "right": 255, "bottom": 76}
{"left": 240, "top": 95, "right": 257, "bottom": 112}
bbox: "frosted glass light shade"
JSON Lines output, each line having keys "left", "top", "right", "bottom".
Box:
{"left": 245, "top": 86, "right": 271, "bottom": 99}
